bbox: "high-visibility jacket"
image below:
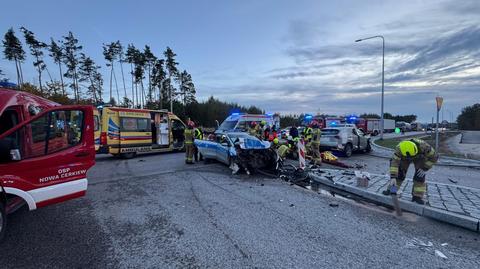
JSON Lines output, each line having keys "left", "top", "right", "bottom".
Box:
{"left": 255, "top": 125, "right": 264, "bottom": 140}
{"left": 248, "top": 127, "right": 257, "bottom": 137}
{"left": 184, "top": 128, "right": 194, "bottom": 144}
{"left": 194, "top": 128, "right": 203, "bottom": 140}
{"left": 277, "top": 144, "right": 290, "bottom": 158}
{"left": 303, "top": 127, "right": 313, "bottom": 141}
{"left": 311, "top": 128, "right": 321, "bottom": 145}
{"left": 390, "top": 138, "right": 438, "bottom": 178}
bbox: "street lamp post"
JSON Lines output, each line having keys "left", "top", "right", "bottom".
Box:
{"left": 355, "top": 35, "right": 385, "bottom": 140}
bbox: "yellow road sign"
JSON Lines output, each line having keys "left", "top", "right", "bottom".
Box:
{"left": 436, "top": 96, "right": 443, "bottom": 111}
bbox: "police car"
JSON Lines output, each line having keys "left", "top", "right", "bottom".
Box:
{"left": 194, "top": 132, "right": 277, "bottom": 171}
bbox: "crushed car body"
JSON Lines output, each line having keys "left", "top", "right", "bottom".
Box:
{"left": 194, "top": 132, "right": 278, "bottom": 173}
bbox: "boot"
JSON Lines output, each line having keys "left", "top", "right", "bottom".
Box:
{"left": 382, "top": 189, "right": 391, "bottom": 196}
{"left": 412, "top": 196, "right": 425, "bottom": 205}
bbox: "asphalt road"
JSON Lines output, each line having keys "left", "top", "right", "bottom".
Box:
{"left": 461, "top": 131, "right": 480, "bottom": 144}
{"left": 2, "top": 152, "right": 480, "bottom": 268}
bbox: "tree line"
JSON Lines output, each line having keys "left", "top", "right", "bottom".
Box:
{"left": 457, "top": 103, "right": 480, "bottom": 130}
{"left": 1, "top": 27, "right": 269, "bottom": 127}
{"left": 2, "top": 27, "right": 195, "bottom": 110}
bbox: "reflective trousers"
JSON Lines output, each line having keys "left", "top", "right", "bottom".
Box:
{"left": 393, "top": 159, "right": 427, "bottom": 198}
{"left": 185, "top": 143, "right": 194, "bottom": 163}
{"left": 310, "top": 142, "right": 322, "bottom": 165}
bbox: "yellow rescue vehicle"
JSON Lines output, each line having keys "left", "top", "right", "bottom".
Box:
{"left": 97, "top": 107, "right": 186, "bottom": 158}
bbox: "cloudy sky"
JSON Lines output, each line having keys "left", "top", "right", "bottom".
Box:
{"left": 1, "top": 0, "right": 479, "bottom": 122}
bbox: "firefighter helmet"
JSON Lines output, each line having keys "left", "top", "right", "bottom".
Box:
{"left": 399, "top": 140, "right": 418, "bottom": 157}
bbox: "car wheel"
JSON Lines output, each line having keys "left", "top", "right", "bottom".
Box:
{"left": 0, "top": 202, "right": 6, "bottom": 242}
{"left": 120, "top": 152, "right": 137, "bottom": 159}
{"left": 373, "top": 130, "right": 378, "bottom": 136}
{"left": 344, "top": 143, "right": 353, "bottom": 157}
{"left": 203, "top": 158, "right": 211, "bottom": 164}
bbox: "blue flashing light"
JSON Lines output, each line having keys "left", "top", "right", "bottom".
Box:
{"left": 231, "top": 112, "right": 240, "bottom": 116}
{"left": 305, "top": 115, "right": 313, "bottom": 120}
{"left": 330, "top": 122, "right": 337, "bottom": 126}
{"left": 266, "top": 113, "right": 273, "bottom": 116}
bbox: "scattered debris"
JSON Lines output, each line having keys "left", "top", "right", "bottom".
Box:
{"left": 329, "top": 202, "right": 339, "bottom": 207}
{"left": 138, "top": 159, "right": 145, "bottom": 162}
{"left": 289, "top": 204, "right": 295, "bottom": 207}
{"left": 408, "top": 238, "right": 434, "bottom": 249}
{"left": 341, "top": 171, "right": 355, "bottom": 176}
{"left": 355, "top": 171, "right": 370, "bottom": 187}
{"left": 448, "top": 178, "right": 458, "bottom": 184}
{"left": 354, "top": 163, "right": 365, "bottom": 169}
{"left": 279, "top": 199, "right": 284, "bottom": 202}
{"left": 435, "top": 249, "right": 448, "bottom": 259}
{"left": 260, "top": 183, "right": 264, "bottom": 186}
{"left": 325, "top": 175, "right": 335, "bottom": 182}
{"left": 441, "top": 243, "right": 448, "bottom": 247}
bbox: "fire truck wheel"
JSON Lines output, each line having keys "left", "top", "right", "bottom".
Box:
{"left": 0, "top": 202, "right": 6, "bottom": 241}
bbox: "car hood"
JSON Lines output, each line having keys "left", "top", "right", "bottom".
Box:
{"left": 235, "top": 137, "right": 271, "bottom": 150}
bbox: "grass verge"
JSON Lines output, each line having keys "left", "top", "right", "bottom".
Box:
{"left": 375, "top": 132, "right": 462, "bottom": 157}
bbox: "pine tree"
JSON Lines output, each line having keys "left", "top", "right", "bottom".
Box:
{"left": 2, "top": 28, "right": 26, "bottom": 86}
{"left": 164, "top": 47, "right": 178, "bottom": 112}
{"left": 49, "top": 38, "right": 66, "bottom": 95}
{"left": 116, "top": 41, "right": 128, "bottom": 104}
{"left": 0, "top": 68, "right": 6, "bottom": 82}
{"left": 125, "top": 44, "right": 137, "bottom": 107}
{"left": 103, "top": 41, "right": 121, "bottom": 103}
{"left": 133, "top": 51, "right": 146, "bottom": 108}
{"left": 143, "top": 45, "right": 156, "bottom": 102}
{"left": 62, "top": 31, "right": 83, "bottom": 103}
{"left": 177, "top": 70, "right": 196, "bottom": 114}
{"left": 152, "top": 58, "right": 167, "bottom": 107}
{"left": 20, "top": 27, "right": 49, "bottom": 93}
{"left": 78, "top": 53, "right": 103, "bottom": 104}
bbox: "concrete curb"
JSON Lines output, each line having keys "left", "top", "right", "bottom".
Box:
{"left": 309, "top": 171, "right": 480, "bottom": 232}
{"left": 370, "top": 138, "right": 480, "bottom": 168}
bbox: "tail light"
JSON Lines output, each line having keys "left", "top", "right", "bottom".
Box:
{"left": 100, "top": 132, "right": 107, "bottom": 145}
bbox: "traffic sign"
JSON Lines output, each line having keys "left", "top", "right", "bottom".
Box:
{"left": 436, "top": 96, "right": 443, "bottom": 111}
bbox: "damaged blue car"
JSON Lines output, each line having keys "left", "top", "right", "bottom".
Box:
{"left": 194, "top": 132, "right": 278, "bottom": 173}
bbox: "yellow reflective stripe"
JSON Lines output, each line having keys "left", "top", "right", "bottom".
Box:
{"left": 413, "top": 186, "right": 426, "bottom": 193}
{"left": 426, "top": 149, "right": 435, "bottom": 157}
{"left": 185, "top": 141, "right": 193, "bottom": 144}
{"left": 390, "top": 167, "right": 399, "bottom": 173}
{"left": 425, "top": 161, "right": 433, "bottom": 167}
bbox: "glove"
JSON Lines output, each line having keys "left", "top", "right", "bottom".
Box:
{"left": 389, "top": 178, "right": 398, "bottom": 194}
{"left": 415, "top": 169, "right": 427, "bottom": 178}
{"left": 389, "top": 184, "right": 398, "bottom": 194}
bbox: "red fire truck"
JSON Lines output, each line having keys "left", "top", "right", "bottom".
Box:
{"left": 0, "top": 88, "right": 95, "bottom": 240}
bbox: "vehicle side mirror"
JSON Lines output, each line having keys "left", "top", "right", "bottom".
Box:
{"left": 215, "top": 120, "right": 220, "bottom": 128}
{"left": 10, "top": 149, "right": 21, "bottom": 161}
